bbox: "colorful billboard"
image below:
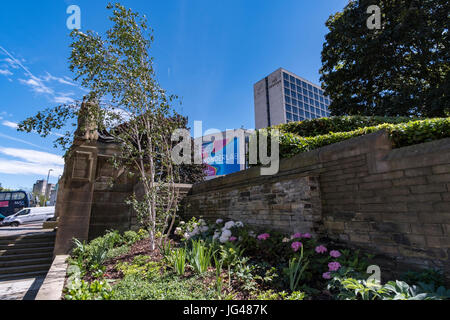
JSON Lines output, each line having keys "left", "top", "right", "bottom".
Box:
{"left": 202, "top": 137, "right": 241, "bottom": 177}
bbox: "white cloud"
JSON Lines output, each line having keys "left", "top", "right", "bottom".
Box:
{"left": 0, "top": 159, "right": 63, "bottom": 177}
{"left": 53, "top": 96, "right": 74, "bottom": 104}
{"left": 43, "top": 72, "right": 77, "bottom": 87}
{"left": 2, "top": 120, "right": 17, "bottom": 129}
{"left": 0, "top": 69, "right": 12, "bottom": 76}
{"left": 0, "top": 147, "right": 64, "bottom": 177}
{"left": 0, "top": 147, "right": 64, "bottom": 166}
{"left": 19, "top": 77, "right": 54, "bottom": 94}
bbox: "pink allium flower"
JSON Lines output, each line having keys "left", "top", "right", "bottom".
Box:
{"left": 229, "top": 236, "right": 237, "bottom": 242}
{"left": 291, "top": 241, "right": 303, "bottom": 252}
{"left": 330, "top": 250, "right": 341, "bottom": 258}
{"left": 257, "top": 233, "right": 270, "bottom": 241}
{"left": 302, "top": 233, "right": 312, "bottom": 239}
{"left": 328, "top": 262, "right": 341, "bottom": 272}
{"left": 322, "top": 272, "right": 331, "bottom": 280}
{"left": 315, "top": 245, "right": 327, "bottom": 254}
{"left": 292, "top": 233, "right": 302, "bottom": 239}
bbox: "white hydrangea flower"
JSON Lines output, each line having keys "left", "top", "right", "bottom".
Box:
{"left": 190, "top": 227, "right": 199, "bottom": 236}
{"left": 224, "top": 221, "right": 235, "bottom": 229}
{"left": 235, "top": 221, "right": 244, "bottom": 228}
{"left": 248, "top": 231, "right": 256, "bottom": 238}
{"left": 175, "top": 227, "right": 182, "bottom": 235}
{"left": 179, "top": 221, "right": 185, "bottom": 225}
{"left": 184, "top": 232, "right": 190, "bottom": 240}
{"left": 213, "top": 231, "right": 220, "bottom": 240}
{"left": 219, "top": 235, "right": 229, "bottom": 243}
{"left": 200, "top": 226, "right": 209, "bottom": 233}
{"left": 216, "top": 219, "right": 223, "bottom": 224}
{"left": 221, "top": 229, "right": 232, "bottom": 238}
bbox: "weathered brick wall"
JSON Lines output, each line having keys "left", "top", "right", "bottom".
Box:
{"left": 182, "top": 131, "right": 450, "bottom": 278}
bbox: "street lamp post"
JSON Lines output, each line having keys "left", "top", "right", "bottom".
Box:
{"left": 45, "top": 169, "right": 53, "bottom": 207}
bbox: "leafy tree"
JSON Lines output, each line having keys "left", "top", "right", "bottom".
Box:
{"left": 320, "top": 0, "right": 449, "bottom": 117}
{"left": 18, "top": 3, "right": 204, "bottom": 250}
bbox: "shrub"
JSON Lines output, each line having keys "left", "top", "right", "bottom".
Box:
{"left": 401, "top": 268, "right": 446, "bottom": 287}
{"left": 275, "top": 118, "right": 450, "bottom": 159}
{"left": 64, "top": 279, "right": 114, "bottom": 300}
{"left": 274, "top": 116, "right": 418, "bottom": 137}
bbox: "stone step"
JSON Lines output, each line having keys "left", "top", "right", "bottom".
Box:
{"left": 0, "top": 263, "right": 52, "bottom": 275}
{"left": 0, "top": 246, "right": 54, "bottom": 256}
{"left": 0, "top": 270, "right": 49, "bottom": 282}
{"left": 0, "top": 242, "right": 55, "bottom": 251}
{"left": 0, "top": 257, "right": 53, "bottom": 268}
{"left": 0, "top": 234, "right": 56, "bottom": 245}
{"left": 0, "top": 252, "right": 53, "bottom": 262}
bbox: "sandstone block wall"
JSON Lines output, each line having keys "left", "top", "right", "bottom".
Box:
{"left": 182, "top": 131, "right": 450, "bottom": 277}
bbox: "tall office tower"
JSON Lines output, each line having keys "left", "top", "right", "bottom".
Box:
{"left": 254, "top": 68, "right": 331, "bottom": 129}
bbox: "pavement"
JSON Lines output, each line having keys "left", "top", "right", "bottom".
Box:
{"left": 0, "top": 223, "right": 54, "bottom": 300}
{"left": 0, "top": 223, "right": 53, "bottom": 238}
{"left": 0, "top": 277, "right": 45, "bottom": 300}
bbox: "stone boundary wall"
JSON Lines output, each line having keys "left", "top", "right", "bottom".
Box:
{"left": 182, "top": 131, "right": 450, "bottom": 278}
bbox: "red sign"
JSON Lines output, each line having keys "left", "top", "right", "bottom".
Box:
{"left": 0, "top": 201, "right": 9, "bottom": 208}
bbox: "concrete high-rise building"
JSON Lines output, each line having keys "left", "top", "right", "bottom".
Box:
{"left": 254, "top": 68, "right": 331, "bottom": 129}
{"left": 32, "top": 180, "right": 47, "bottom": 196}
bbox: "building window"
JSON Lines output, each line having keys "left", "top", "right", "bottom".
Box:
{"left": 290, "top": 75, "right": 295, "bottom": 82}
{"left": 286, "top": 112, "right": 292, "bottom": 120}
{"left": 313, "top": 87, "right": 318, "bottom": 94}
{"left": 285, "top": 88, "right": 290, "bottom": 96}
{"left": 305, "top": 111, "right": 311, "bottom": 119}
{"left": 293, "top": 114, "right": 299, "bottom": 121}
{"left": 283, "top": 73, "right": 289, "bottom": 80}
{"left": 290, "top": 83, "right": 296, "bottom": 91}
{"left": 286, "top": 104, "right": 292, "bottom": 112}
{"left": 292, "top": 99, "right": 297, "bottom": 106}
{"left": 285, "top": 96, "right": 291, "bottom": 103}
{"left": 307, "top": 84, "right": 313, "bottom": 91}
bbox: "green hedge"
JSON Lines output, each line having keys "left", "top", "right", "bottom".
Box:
{"left": 274, "top": 116, "right": 421, "bottom": 138}
{"left": 275, "top": 118, "right": 450, "bottom": 159}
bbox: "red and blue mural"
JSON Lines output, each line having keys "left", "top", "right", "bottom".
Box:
{"left": 202, "top": 137, "right": 241, "bottom": 177}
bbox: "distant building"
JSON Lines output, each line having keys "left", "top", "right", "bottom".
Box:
{"left": 254, "top": 68, "right": 331, "bottom": 129}
{"left": 45, "top": 183, "right": 55, "bottom": 199}
{"left": 32, "top": 180, "right": 47, "bottom": 196}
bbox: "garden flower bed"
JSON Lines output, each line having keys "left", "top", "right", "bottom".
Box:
{"left": 63, "top": 219, "right": 450, "bottom": 300}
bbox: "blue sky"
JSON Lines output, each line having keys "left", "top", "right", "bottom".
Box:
{"left": 0, "top": 0, "right": 348, "bottom": 190}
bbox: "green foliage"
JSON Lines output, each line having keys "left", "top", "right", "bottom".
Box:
{"left": 285, "top": 247, "right": 309, "bottom": 292}
{"left": 275, "top": 118, "right": 450, "bottom": 159}
{"left": 401, "top": 268, "right": 446, "bottom": 287}
{"left": 116, "top": 255, "right": 162, "bottom": 279}
{"left": 320, "top": 0, "right": 449, "bottom": 117}
{"left": 275, "top": 116, "right": 417, "bottom": 137}
{"left": 112, "top": 274, "right": 215, "bottom": 300}
{"left": 64, "top": 279, "right": 114, "bottom": 300}
{"left": 255, "top": 290, "right": 305, "bottom": 300}
{"left": 329, "top": 274, "right": 450, "bottom": 300}
{"left": 70, "top": 229, "right": 146, "bottom": 274}
{"left": 166, "top": 247, "right": 187, "bottom": 276}
{"left": 188, "top": 240, "right": 214, "bottom": 274}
